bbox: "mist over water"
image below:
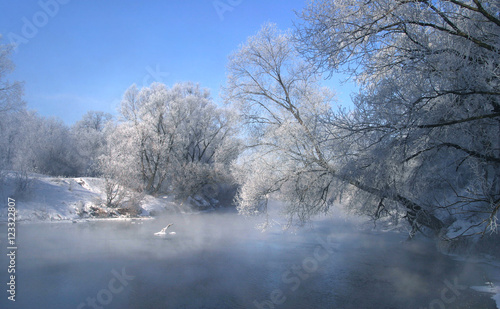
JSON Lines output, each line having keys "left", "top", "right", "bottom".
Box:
{"left": 0, "top": 205, "right": 496, "bottom": 309}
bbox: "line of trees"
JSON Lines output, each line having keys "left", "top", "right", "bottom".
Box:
{"left": 0, "top": 39, "right": 241, "bottom": 208}
{"left": 1, "top": 35, "right": 241, "bottom": 207}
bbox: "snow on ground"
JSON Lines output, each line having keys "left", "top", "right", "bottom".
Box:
{"left": 0, "top": 173, "right": 185, "bottom": 222}
{"left": 140, "top": 194, "right": 182, "bottom": 216}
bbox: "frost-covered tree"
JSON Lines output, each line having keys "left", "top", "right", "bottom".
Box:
{"left": 294, "top": 0, "right": 500, "bottom": 237}
{"left": 118, "top": 83, "right": 180, "bottom": 193}
{"left": 14, "top": 112, "right": 82, "bottom": 176}
{"left": 74, "top": 110, "right": 112, "bottom": 132}
{"left": 169, "top": 90, "right": 240, "bottom": 201}
{"left": 72, "top": 111, "right": 113, "bottom": 176}
{"left": 0, "top": 37, "right": 25, "bottom": 175}
{"left": 0, "top": 36, "right": 24, "bottom": 115}
{"left": 0, "top": 111, "right": 82, "bottom": 177}
{"left": 225, "top": 23, "right": 447, "bottom": 234}
{"left": 98, "top": 122, "right": 144, "bottom": 208}
{"left": 104, "top": 82, "right": 240, "bottom": 203}
{"left": 225, "top": 23, "right": 339, "bottom": 225}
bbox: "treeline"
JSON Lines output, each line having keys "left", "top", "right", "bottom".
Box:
{"left": 0, "top": 72, "right": 240, "bottom": 208}
{"left": 0, "top": 109, "right": 109, "bottom": 178}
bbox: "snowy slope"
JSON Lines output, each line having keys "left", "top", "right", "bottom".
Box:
{"left": 0, "top": 173, "right": 181, "bottom": 222}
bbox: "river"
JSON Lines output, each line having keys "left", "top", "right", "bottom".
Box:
{"left": 0, "top": 208, "right": 497, "bottom": 308}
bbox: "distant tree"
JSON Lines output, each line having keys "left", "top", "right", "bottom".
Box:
{"left": 104, "top": 82, "right": 240, "bottom": 203}
{"left": 73, "top": 110, "right": 112, "bottom": 132}
{"left": 72, "top": 111, "right": 113, "bottom": 176}
{"left": 8, "top": 111, "right": 82, "bottom": 177}
{"left": 0, "top": 37, "right": 25, "bottom": 176}
{"left": 118, "top": 82, "right": 185, "bottom": 194}
{"left": 0, "top": 36, "right": 24, "bottom": 114}
{"left": 168, "top": 84, "right": 240, "bottom": 201}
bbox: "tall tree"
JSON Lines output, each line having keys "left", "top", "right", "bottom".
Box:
{"left": 225, "top": 22, "right": 448, "bottom": 235}
{"left": 294, "top": 0, "right": 500, "bottom": 237}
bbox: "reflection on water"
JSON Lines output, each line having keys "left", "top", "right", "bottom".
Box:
{"left": 0, "top": 209, "right": 496, "bottom": 309}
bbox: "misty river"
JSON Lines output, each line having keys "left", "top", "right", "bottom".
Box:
{"left": 0, "top": 207, "right": 497, "bottom": 308}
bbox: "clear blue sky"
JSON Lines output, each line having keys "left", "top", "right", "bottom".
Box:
{"left": 0, "top": 0, "right": 356, "bottom": 124}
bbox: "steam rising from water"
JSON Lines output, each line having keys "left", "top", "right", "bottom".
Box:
{"left": 0, "top": 206, "right": 496, "bottom": 308}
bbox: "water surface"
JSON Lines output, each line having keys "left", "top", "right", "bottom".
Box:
{"left": 0, "top": 210, "right": 496, "bottom": 308}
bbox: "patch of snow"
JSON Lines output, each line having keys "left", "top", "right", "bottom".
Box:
{"left": 0, "top": 173, "right": 185, "bottom": 222}
{"left": 140, "top": 194, "right": 181, "bottom": 216}
{"left": 74, "top": 178, "right": 94, "bottom": 192}
{"left": 0, "top": 175, "right": 103, "bottom": 222}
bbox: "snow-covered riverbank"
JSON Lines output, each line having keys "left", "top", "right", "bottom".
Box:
{"left": 0, "top": 173, "right": 208, "bottom": 222}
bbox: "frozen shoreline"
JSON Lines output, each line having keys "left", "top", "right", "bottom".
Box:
{"left": 469, "top": 261, "right": 500, "bottom": 309}
{"left": 447, "top": 255, "right": 500, "bottom": 309}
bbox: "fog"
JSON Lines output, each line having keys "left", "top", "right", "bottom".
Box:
{"left": 0, "top": 205, "right": 496, "bottom": 309}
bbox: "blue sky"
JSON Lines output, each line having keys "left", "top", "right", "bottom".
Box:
{"left": 1, "top": 0, "right": 356, "bottom": 124}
